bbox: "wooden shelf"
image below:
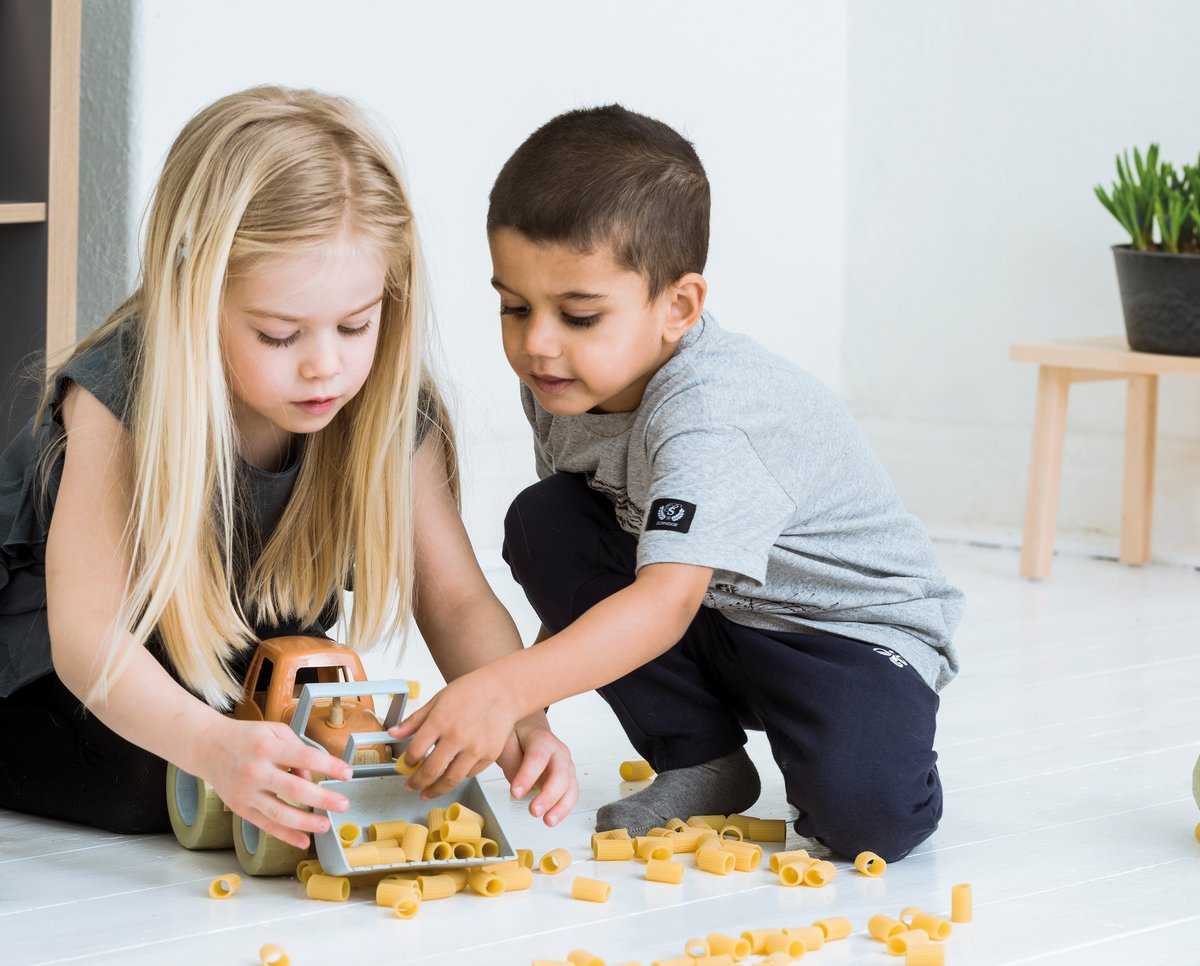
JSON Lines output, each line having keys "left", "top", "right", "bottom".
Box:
{"left": 0, "top": 201, "right": 48, "bottom": 224}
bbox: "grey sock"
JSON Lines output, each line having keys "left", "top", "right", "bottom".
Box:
{"left": 596, "top": 748, "right": 761, "bottom": 837}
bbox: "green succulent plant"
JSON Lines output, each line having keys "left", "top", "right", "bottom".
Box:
{"left": 1095, "top": 144, "right": 1200, "bottom": 253}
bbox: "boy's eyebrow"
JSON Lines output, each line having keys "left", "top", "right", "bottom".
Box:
{"left": 491, "top": 277, "right": 605, "bottom": 301}
{"left": 243, "top": 293, "right": 385, "bottom": 324}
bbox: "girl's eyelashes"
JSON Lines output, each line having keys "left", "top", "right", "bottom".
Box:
{"left": 256, "top": 331, "right": 300, "bottom": 348}
{"left": 255, "top": 320, "right": 374, "bottom": 348}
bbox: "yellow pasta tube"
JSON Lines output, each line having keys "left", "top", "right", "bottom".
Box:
{"left": 440, "top": 819, "right": 482, "bottom": 842}
{"left": 717, "top": 824, "right": 743, "bottom": 841}
{"left": 375, "top": 846, "right": 408, "bottom": 865}
{"left": 769, "top": 848, "right": 811, "bottom": 873}
{"left": 762, "top": 933, "right": 805, "bottom": 958}
{"left": 337, "top": 822, "right": 361, "bottom": 845}
{"left": 344, "top": 844, "right": 380, "bottom": 868}
{"left": 665, "top": 817, "right": 688, "bottom": 832}
{"left": 854, "top": 850, "right": 886, "bottom": 877}
{"left": 208, "top": 873, "right": 241, "bottom": 899}
{"left": 445, "top": 802, "right": 484, "bottom": 826}
{"left": 782, "top": 926, "right": 824, "bottom": 951}
{"left": 393, "top": 889, "right": 420, "bottom": 919}
{"left": 368, "top": 819, "right": 408, "bottom": 841}
{"left": 951, "top": 882, "right": 973, "bottom": 923}
{"left": 802, "top": 859, "right": 836, "bottom": 887}
{"left": 377, "top": 879, "right": 421, "bottom": 907}
{"left": 645, "top": 858, "right": 685, "bottom": 884}
{"left": 899, "top": 906, "right": 922, "bottom": 925}
{"left": 400, "top": 823, "right": 429, "bottom": 862}
{"left": 684, "top": 937, "right": 709, "bottom": 957}
{"left": 635, "top": 837, "right": 674, "bottom": 862}
{"left": 416, "top": 873, "right": 458, "bottom": 900}
{"left": 567, "top": 952, "right": 605, "bottom": 966}
{"left": 720, "top": 840, "right": 763, "bottom": 871}
{"left": 667, "top": 829, "right": 713, "bottom": 854}
{"left": 724, "top": 813, "right": 753, "bottom": 835}
{"left": 259, "top": 944, "right": 290, "bottom": 966}
{"left": 812, "top": 917, "right": 852, "bottom": 942}
{"left": 688, "top": 814, "right": 727, "bottom": 828}
{"left": 451, "top": 842, "right": 476, "bottom": 859}
{"left": 887, "top": 929, "right": 930, "bottom": 956}
{"left": 467, "top": 870, "right": 505, "bottom": 897}
{"left": 591, "top": 828, "right": 631, "bottom": 850}
{"left": 483, "top": 859, "right": 520, "bottom": 872}
{"left": 491, "top": 865, "right": 533, "bottom": 892}
{"left": 426, "top": 807, "right": 449, "bottom": 831}
{"left": 443, "top": 868, "right": 470, "bottom": 892}
{"left": 905, "top": 945, "right": 944, "bottom": 966}
{"left": 779, "top": 861, "right": 810, "bottom": 887}
{"left": 868, "top": 915, "right": 906, "bottom": 942}
{"left": 619, "top": 759, "right": 655, "bottom": 781}
{"left": 746, "top": 818, "right": 787, "bottom": 842}
{"left": 393, "top": 755, "right": 419, "bottom": 777}
{"left": 910, "top": 912, "right": 952, "bottom": 941}
{"left": 517, "top": 848, "right": 535, "bottom": 869}
{"left": 647, "top": 826, "right": 673, "bottom": 837}
{"left": 571, "top": 876, "right": 611, "bottom": 902}
{"left": 474, "top": 837, "right": 500, "bottom": 857}
{"left": 594, "top": 837, "right": 636, "bottom": 861}
{"left": 539, "top": 847, "right": 572, "bottom": 874}
{"left": 306, "top": 874, "right": 350, "bottom": 902}
{"left": 295, "top": 859, "right": 323, "bottom": 884}
{"left": 695, "top": 845, "right": 735, "bottom": 875}
{"left": 740, "top": 929, "right": 777, "bottom": 954}
{"left": 424, "top": 841, "right": 455, "bottom": 861}
{"left": 706, "top": 933, "right": 751, "bottom": 959}
{"left": 371, "top": 838, "right": 400, "bottom": 849}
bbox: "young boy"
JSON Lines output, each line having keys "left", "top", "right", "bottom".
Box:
{"left": 394, "top": 105, "right": 963, "bottom": 862}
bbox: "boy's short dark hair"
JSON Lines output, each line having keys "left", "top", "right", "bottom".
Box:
{"left": 487, "top": 104, "right": 710, "bottom": 300}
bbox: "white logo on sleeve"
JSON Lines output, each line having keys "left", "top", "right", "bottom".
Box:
{"left": 646, "top": 498, "right": 697, "bottom": 533}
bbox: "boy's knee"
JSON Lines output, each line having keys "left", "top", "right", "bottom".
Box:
{"left": 502, "top": 473, "right": 595, "bottom": 575}
{"left": 795, "top": 770, "right": 942, "bottom": 863}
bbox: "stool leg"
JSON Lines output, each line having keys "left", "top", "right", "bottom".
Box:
{"left": 1120, "top": 374, "right": 1157, "bottom": 565}
{"left": 1020, "top": 366, "right": 1071, "bottom": 579}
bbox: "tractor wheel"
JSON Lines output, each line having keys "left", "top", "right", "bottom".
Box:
{"left": 233, "top": 814, "right": 311, "bottom": 876}
{"left": 166, "top": 762, "right": 235, "bottom": 850}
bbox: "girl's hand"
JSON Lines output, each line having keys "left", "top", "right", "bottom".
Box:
{"left": 497, "top": 712, "right": 578, "bottom": 827}
{"left": 388, "top": 672, "right": 521, "bottom": 800}
{"left": 195, "top": 716, "right": 355, "bottom": 850}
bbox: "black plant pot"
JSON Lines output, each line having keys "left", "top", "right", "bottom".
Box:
{"left": 1111, "top": 244, "right": 1200, "bottom": 356}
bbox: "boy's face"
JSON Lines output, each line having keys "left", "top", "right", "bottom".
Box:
{"left": 489, "top": 228, "right": 700, "bottom": 415}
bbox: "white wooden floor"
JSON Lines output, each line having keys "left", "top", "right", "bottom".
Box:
{"left": 3, "top": 542, "right": 1199, "bottom": 965}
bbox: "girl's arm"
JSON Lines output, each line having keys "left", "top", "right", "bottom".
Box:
{"left": 45, "top": 386, "right": 353, "bottom": 849}
{"left": 406, "top": 433, "right": 578, "bottom": 825}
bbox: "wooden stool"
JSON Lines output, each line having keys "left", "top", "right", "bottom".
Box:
{"left": 1010, "top": 336, "right": 1200, "bottom": 578}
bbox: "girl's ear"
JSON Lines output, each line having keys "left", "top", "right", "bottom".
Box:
{"left": 663, "top": 272, "right": 707, "bottom": 345}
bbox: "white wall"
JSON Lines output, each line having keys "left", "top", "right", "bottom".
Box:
{"left": 844, "top": 0, "right": 1200, "bottom": 563}
{"left": 80, "top": 0, "right": 847, "bottom": 557}
{"left": 79, "top": 1, "right": 1200, "bottom": 566}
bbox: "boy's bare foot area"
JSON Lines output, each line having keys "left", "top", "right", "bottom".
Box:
{"left": 595, "top": 747, "right": 761, "bottom": 837}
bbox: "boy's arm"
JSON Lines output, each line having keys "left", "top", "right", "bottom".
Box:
{"left": 409, "top": 434, "right": 578, "bottom": 824}
{"left": 394, "top": 558, "right": 713, "bottom": 796}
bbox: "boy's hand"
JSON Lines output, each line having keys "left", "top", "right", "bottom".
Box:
{"left": 388, "top": 671, "right": 522, "bottom": 800}
{"left": 497, "top": 712, "right": 578, "bottom": 827}
{"left": 196, "top": 716, "right": 354, "bottom": 851}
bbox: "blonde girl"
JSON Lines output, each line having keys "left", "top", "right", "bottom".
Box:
{"left": 0, "top": 86, "right": 577, "bottom": 846}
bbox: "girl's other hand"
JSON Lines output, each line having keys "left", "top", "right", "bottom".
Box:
{"left": 195, "top": 717, "right": 355, "bottom": 850}
{"left": 497, "top": 712, "right": 578, "bottom": 827}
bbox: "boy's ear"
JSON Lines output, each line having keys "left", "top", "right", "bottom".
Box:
{"left": 662, "top": 272, "right": 707, "bottom": 345}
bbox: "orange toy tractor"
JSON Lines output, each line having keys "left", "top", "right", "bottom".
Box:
{"left": 165, "top": 636, "right": 401, "bottom": 875}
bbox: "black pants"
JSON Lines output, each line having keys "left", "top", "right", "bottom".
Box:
{"left": 503, "top": 473, "right": 943, "bottom": 862}
{"left": 0, "top": 618, "right": 324, "bottom": 834}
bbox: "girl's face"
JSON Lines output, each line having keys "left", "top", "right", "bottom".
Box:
{"left": 220, "top": 229, "right": 386, "bottom": 469}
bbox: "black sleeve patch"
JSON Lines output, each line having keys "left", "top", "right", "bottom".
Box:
{"left": 646, "top": 499, "right": 697, "bottom": 533}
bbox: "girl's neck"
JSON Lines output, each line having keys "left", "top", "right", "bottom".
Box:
{"left": 233, "top": 405, "right": 297, "bottom": 472}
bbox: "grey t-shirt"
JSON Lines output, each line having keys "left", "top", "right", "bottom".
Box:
{"left": 521, "top": 312, "right": 963, "bottom": 691}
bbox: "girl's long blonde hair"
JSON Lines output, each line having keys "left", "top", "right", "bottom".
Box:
{"left": 45, "top": 86, "right": 455, "bottom": 707}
